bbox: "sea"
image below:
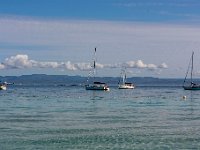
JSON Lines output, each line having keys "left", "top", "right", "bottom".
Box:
{"left": 1, "top": 83, "right": 200, "bottom": 149}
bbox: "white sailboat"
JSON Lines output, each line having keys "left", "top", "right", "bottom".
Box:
{"left": 85, "top": 48, "right": 109, "bottom": 91}
{"left": 0, "top": 82, "right": 7, "bottom": 90}
{"left": 118, "top": 68, "right": 135, "bottom": 89}
{"left": 183, "top": 51, "right": 200, "bottom": 90}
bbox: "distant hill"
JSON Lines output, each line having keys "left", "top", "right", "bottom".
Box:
{"left": 0, "top": 74, "right": 85, "bottom": 86}
{"left": 0, "top": 74, "right": 185, "bottom": 87}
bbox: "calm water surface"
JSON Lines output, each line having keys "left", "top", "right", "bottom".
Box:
{"left": 1, "top": 85, "right": 200, "bottom": 149}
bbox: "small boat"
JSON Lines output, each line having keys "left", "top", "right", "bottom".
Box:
{"left": 85, "top": 48, "right": 109, "bottom": 91}
{"left": 0, "top": 82, "right": 7, "bottom": 90}
{"left": 118, "top": 68, "right": 135, "bottom": 89}
{"left": 85, "top": 82, "right": 109, "bottom": 91}
{"left": 183, "top": 51, "right": 200, "bottom": 90}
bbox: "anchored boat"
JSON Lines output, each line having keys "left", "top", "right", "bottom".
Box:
{"left": 118, "top": 68, "right": 135, "bottom": 89}
{"left": 0, "top": 82, "right": 7, "bottom": 90}
{"left": 183, "top": 51, "right": 200, "bottom": 90}
{"left": 85, "top": 48, "right": 109, "bottom": 91}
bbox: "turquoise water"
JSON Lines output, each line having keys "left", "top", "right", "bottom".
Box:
{"left": 1, "top": 85, "right": 200, "bottom": 149}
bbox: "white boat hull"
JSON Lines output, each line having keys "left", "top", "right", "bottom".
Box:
{"left": 118, "top": 84, "right": 134, "bottom": 89}
{"left": 0, "top": 85, "right": 7, "bottom": 90}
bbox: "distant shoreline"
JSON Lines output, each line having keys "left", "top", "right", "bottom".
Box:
{"left": 0, "top": 74, "right": 190, "bottom": 87}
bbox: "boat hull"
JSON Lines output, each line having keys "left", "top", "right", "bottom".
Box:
{"left": 85, "top": 85, "right": 109, "bottom": 91}
{"left": 118, "top": 84, "right": 135, "bottom": 89}
{"left": 183, "top": 86, "right": 200, "bottom": 90}
{"left": 118, "top": 84, "right": 134, "bottom": 89}
{"left": 0, "top": 85, "right": 7, "bottom": 90}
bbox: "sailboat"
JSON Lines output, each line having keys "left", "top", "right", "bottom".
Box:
{"left": 183, "top": 51, "right": 200, "bottom": 90}
{"left": 118, "top": 68, "right": 135, "bottom": 89}
{"left": 85, "top": 48, "right": 110, "bottom": 91}
{"left": 0, "top": 82, "right": 7, "bottom": 90}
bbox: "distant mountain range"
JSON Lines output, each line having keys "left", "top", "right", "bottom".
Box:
{"left": 0, "top": 74, "right": 186, "bottom": 87}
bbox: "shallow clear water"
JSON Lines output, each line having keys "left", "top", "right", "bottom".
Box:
{"left": 1, "top": 85, "right": 200, "bottom": 149}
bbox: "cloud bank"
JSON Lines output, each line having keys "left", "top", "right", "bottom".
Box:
{"left": 0, "top": 54, "right": 168, "bottom": 72}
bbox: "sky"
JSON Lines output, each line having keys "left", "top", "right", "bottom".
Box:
{"left": 1, "top": 0, "right": 200, "bottom": 78}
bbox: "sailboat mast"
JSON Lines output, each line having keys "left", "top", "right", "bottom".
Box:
{"left": 93, "top": 48, "right": 97, "bottom": 80}
{"left": 122, "top": 71, "right": 125, "bottom": 84}
{"left": 124, "top": 68, "right": 127, "bottom": 83}
{"left": 191, "top": 51, "right": 194, "bottom": 83}
{"left": 121, "top": 67, "right": 126, "bottom": 84}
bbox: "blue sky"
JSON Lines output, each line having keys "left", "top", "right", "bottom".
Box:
{"left": 1, "top": 0, "right": 200, "bottom": 22}
{"left": 1, "top": 0, "right": 200, "bottom": 77}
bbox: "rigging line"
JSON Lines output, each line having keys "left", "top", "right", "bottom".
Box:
{"left": 191, "top": 51, "right": 194, "bottom": 84}
{"left": 183, "top": 52, "right": 193, "bottom": 86}
{"left": 86, "top": 48, "right": 97, "bottom": 84}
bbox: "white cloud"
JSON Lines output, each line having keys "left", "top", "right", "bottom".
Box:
{"left": 4, "top": 54, "right": 34, "bottom": 69}
{"left": 0, "top": 54, "right": 92, "bottom": 71}
{"left": 135, "top": 60, "right": 147, "bottom": 68}
{"left": 123, "top": 60, "right": 167, "bottom": 71}
{"left": 0, "top": 63, "right": 5, "bottom": 69}
{"left": 158, "top": 63, "right": 168, "bottom": 69}
{"left": 147, "top": 64, "right": 157, "bottom": 70}
{"left": 74, "top": 63, "right": 91, "bottom": 71}
{"left": 36, "top": 61, "right": 59, "bottom": 69}
{"left": 0, "top": 54, "right": 167, "bottom": 73}
{"left": 62, "top": 61, "right": 77, "bottom": 71}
